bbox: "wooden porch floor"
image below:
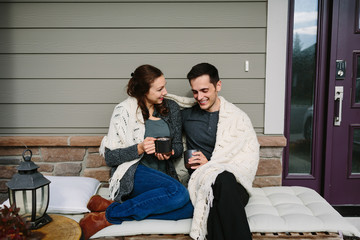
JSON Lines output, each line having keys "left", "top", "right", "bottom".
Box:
{"left": 92, "top": 232, "right": 345, "bottom": 240}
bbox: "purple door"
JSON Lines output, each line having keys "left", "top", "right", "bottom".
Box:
{"left": 324, "top": 0, "right": 360, "bottom": 204}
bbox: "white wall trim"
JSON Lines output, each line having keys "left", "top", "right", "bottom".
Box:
{"left": 264, "top": 0, "right": 289, "bottom": 134}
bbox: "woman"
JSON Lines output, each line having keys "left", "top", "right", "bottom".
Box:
{"left": 80, "top": 65, "right": 193, "bottom": 239}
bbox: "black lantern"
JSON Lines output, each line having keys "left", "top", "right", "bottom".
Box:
{"left": 6, "top": 149, "right": 52, "bottom": 229}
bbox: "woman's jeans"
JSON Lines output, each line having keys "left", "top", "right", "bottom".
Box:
{"left": 105, "top": 164, "right": 194, "bottom": 224}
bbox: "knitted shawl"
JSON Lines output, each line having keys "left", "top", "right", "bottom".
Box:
{"left": 166, "top": 94, "right": 260, "bottom": 240}
{"left": 99, "top": 97, "right": 145, "bottom": 200}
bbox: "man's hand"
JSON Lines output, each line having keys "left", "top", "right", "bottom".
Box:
{"left": 188, "top": 151, "right": 208, "bottom": 169}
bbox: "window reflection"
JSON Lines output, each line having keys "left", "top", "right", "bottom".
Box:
{"left": 357, "top": 0, "right": 360, "bottom": 32}
{"left": 289, "top": 0, "right": 318, "bottom": 174}
{"left": 356, "top": 56, "right": 360, "bottom": 103}
{"left": 352, "top": 129, "right": 360, "bottom": 173}
{"left": 353, "top": 55, "right": 360, "bottom": 173}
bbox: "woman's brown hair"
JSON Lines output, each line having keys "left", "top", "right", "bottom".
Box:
{"left": 127, "top": 64, "right": 169, "bottom": 120}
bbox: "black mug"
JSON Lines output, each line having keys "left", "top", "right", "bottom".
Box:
{"left": 184, "top": 149, "right": 200, "bottom": 169}
{"left": 155, "top": 137, "right": 172, "bottom": 154}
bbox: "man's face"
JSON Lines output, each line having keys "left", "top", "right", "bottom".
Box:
{"left": 190, "top": 74, "right": 221, "bottom": 112}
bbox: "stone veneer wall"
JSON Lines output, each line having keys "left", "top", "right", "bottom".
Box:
{"left": 0, "top": 136, "right": 286, "bottom": 201}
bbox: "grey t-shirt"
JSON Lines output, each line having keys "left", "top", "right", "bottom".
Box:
{"left": 182, "top": 105, "right": 219, "bottom": 171}
{"left": 140, "top": 118, "right": 170, "bottom": 172}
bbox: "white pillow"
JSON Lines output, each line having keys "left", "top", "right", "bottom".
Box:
{"left": 46, "top": 176, "right": 101, "bottom": 214}
{"left": 1, "top": 176, "right": 101, "bottom": 214}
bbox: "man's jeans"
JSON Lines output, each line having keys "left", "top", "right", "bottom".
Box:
{"left": 105, "top": 164, "right": 194, "bottom": 224}
{"left": 207, "top": 171, "right": 252, "bottom": 240}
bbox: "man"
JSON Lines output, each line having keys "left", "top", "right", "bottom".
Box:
{"left": 181, "top": 63, "right": 259, "bottom": 240}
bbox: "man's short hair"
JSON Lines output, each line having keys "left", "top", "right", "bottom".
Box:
{"left": 187, "top": 63, "right": 220, "bottom": 86}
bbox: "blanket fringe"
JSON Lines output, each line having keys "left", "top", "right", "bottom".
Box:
{"left": 99, "top": 136, "right": 107, "bottom": 157}
{"left": 109, "top": 177, "right": 120, "bottom": 200}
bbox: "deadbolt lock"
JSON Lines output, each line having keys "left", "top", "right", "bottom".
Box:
{"left": 336, "top": 60, "right": 346, "bottom": 80}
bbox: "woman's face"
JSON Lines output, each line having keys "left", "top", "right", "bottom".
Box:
{"left": 145, "top": 75, "right": 168, "bottom": 107}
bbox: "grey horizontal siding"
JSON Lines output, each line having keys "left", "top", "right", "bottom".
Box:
{"left": 0, "top": 29, "right": 265, "bottom": 53}
{"left": 0, "top": 104, "right": 263, "bottom": 131}
{"left": 0, "top": 0, "right": 264, "bottom": 2}
{"left": 0, "top": 128, "right": 109, "bottom": 135}
{"left": 0, "top": 54, "right": 265, "bottom": 79}
{"left": 0, "top": 79, "right": 264, "bottom": 104}
{"left": 0, "top": 2, "right": 266, "bottom": 28}
{"left": 0, "top": 1, "right": 267, "bottom": 135}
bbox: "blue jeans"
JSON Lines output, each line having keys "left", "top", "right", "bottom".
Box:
{"left": 105, "top": 164, "right": 194, "bottom": 224}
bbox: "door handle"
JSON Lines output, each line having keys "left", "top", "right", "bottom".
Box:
{"left": 334, "top": 86, "right": 343, "bottom": 126}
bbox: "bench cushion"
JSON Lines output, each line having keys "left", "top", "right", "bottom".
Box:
{"left": 91, "top": 186, "right": 360, "bottom": 238}
{"left": 246, "top": 187, "right": 359, "bottom": 235}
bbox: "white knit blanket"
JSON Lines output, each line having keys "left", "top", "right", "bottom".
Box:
{"left": 100, "top": 94, "right": 260, "bottom": 240}
{"left": 99, "top": 96, "right": 146, "bottom": 200}
{"left": 166, "top": 94, "right": 260, "bottom": 240}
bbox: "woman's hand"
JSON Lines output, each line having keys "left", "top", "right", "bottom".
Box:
{"left": 188, "top": 151, "right": 208, "bottom": 169}
{"left": 155, "top": 150, "right": 174, "bottom": 161}
{"left": 137, "top": 137, "right": 156, "bottom": 155}
{"left": 138, "top": 137, "right": 174, "bottom": 160}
